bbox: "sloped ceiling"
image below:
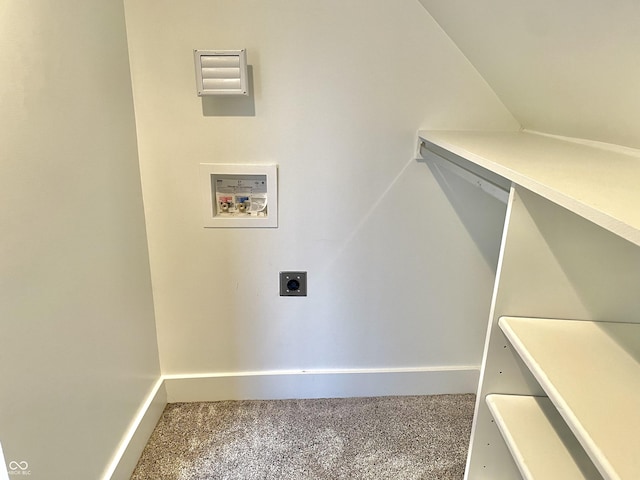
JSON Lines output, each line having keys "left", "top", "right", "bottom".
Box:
{"left": 418, "top": 0, "right": 640, "bottom": 149}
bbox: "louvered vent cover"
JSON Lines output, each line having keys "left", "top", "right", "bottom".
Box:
{"left": 194, "top": 49, "right": 248, "bottom": 96}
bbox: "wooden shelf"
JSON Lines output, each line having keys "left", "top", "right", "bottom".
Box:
{"left": 418, "top": 130, "right": 640, "bottom": 247}
{"left": 499, "top": 317, "right": 640, "bottom": 479}
{"left": 486, "top": 394, "right": 601, "bottom": 479}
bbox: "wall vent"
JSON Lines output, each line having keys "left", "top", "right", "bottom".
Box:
{"left": 194, "top": 49, "right": 248, "bottom": 96}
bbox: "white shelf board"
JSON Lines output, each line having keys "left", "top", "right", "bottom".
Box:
{"left": 418, "top": 130, "right": 640, "bottom": 247}
{"left": 499, "top": 317, "right": 640, "bottom": 480}
{"left": 486, "top": 395, "right": 602, "bottom": 480}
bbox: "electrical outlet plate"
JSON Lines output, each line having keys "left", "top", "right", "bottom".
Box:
{"left": 279, "top": 271, "right": 307, "bottom": 296}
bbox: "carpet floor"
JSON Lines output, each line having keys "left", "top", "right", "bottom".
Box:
{"left": 130, "top": 394, "right": 475, "bottom": 480}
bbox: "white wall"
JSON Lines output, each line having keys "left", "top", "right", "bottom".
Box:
{"left": 0, "top": 1, "right": 161, "bottom": 479}
{"left": 124, "top": 0, "right": 519, "bottom": 389}
{"left": 419, "top": 0, "right": 640, "bottom": 149}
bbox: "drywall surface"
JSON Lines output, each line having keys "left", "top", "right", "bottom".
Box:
{"left": 124, "top": 0, "right": 518, "bottom": 380}
{"left": 0, "top": 1, "right": 161, "bottom": 479}
{"left": 419, "top": 0, "right": 640, "bottom": 149}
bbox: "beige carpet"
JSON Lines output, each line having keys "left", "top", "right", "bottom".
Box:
{"left": 131, "top": 394, "right": 475, "bottom": 480}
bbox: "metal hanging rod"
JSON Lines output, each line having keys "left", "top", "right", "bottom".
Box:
{"left": 418, "top": 140, "right": 511, "bottom": 204}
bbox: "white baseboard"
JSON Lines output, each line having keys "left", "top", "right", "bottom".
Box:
{"left": 0, "top": 441, "right": 9, "bottom": 480}
{"left": 104, "top": 379, "right": 167, "bottom": 480}
{"left": 106, "top": 366, "right": 479, "bottom": 478}
{"left": 163, "top": 366, "right": 480, "bottom": 402}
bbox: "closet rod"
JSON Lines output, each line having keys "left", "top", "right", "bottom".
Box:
{"left": 419, "top": 141, "right": 510, "bottom": 204}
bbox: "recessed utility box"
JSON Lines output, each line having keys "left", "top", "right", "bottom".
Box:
{"left": 200, "top": 164, "right": 278, "bottom": 228}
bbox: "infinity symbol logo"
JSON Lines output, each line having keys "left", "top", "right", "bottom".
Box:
{"left": 9, "top": 461, "right": 28, "bottom": 470}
